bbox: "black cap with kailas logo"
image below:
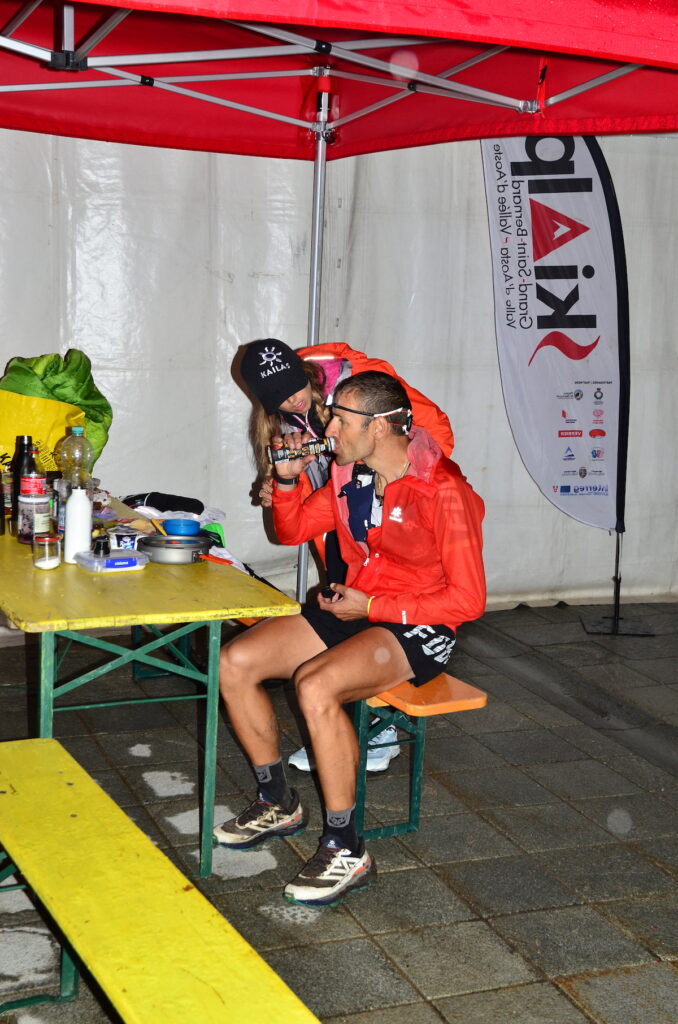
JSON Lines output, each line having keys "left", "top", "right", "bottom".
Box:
{"left": 240, "top": 338, "right": 308, "bottom": 414}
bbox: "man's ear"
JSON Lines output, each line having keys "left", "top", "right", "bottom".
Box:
{"left": 371, "top": 415, "right": 389, "bottom": 440}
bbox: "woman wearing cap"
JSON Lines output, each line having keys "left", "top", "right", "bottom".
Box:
{"left": 238, "top": 337, "right": 454, "bottom": 772}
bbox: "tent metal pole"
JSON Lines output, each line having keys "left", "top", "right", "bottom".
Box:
{"left": 296, "top": 85, "right": 329, "bottom": 604}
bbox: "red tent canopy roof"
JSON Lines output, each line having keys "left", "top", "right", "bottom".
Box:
{"left": 0, "top": 0, "right": 676, "bottom": 158}
{"left": 87, "top": 0, "right": 678, "bottom": 71}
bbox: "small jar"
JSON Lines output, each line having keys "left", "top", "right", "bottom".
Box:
{"left": 32, "top": 533, "right": 61, "bottom": 570}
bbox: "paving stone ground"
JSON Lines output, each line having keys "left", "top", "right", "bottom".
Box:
{"left": 0, "top": 601, "right": 677, "bottom": 1023}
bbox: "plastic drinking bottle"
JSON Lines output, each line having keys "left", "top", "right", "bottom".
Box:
{"left": 64, "top": 487, "right": 92, "bottom": 563}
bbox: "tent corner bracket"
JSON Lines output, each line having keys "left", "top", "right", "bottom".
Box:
{"left": 48, "top": 49, "right": 87, "bottom": 72}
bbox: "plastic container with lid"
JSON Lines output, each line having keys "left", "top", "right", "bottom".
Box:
{"left": 75, "top": 551, "right": 149, "bottom": 573}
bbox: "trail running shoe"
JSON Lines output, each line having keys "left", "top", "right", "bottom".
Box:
{"left": 288, "top": 723, "right": 400, "bottom": 773}
{"left": 213, "top": 790, "right": 307, "bottom": 849}
{"left": 283, "top": 837, "right": 376, "bottom": 907}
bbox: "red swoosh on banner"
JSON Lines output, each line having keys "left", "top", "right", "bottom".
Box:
{"left": 528, "top": 332, "right": 600, "bottom": 366}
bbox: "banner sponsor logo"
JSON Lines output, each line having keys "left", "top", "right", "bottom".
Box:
{"left": 481, "top": 135, "right": 629, "bottom": 531}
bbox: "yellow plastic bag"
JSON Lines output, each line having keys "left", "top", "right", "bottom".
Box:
{"left": 0, "top": 391, "right": 85, "bottom": 473}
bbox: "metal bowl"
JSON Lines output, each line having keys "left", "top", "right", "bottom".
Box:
{"left": 138, "top": 534, "right": 211, "bottom": 564}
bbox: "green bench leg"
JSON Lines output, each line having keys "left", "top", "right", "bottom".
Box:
{"left": 352, "top": 701, "right": 428, "bottom": 841}
{"left": 0, "top": 860, "right": 80, "bottom": 1015}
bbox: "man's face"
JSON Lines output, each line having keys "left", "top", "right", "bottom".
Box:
{"left": 325, "top": 390, "right": 376, "bottom": 466}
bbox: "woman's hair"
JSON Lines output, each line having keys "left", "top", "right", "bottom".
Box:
{"left": 250, "top": 359, "right": 329, "bottom": 473}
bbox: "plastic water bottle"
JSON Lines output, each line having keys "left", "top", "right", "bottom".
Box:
{"left": 59, "top": 426, "right": 94, "bottom": 488}
{"left": 64, "top": 487, "right": 92, "bottom": 563}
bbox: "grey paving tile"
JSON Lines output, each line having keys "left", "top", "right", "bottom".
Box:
{"left": 398, "top": 813, "right": 517, "bottom": 865}
{"left": 378, "top": 921, "right": 537, "bottom": 998}
{"left": 575, "top": 660, "right": 663, "bottom": 692}
{"left": 96, "top": 725, "right": 208, "bottom": 767}
{"left": 535, "top": 843, "right": 677, "bottom": 901}
{"left": 524, "top": 759, "right": 642, "bottom": 800}
{"left": 324, "top": 1003, "right": 444, "bottom": 1024}
{"left": 347, "top": 867, "right": 474, "bottom": 934}
{"left": 122, "top": 759, "right": 237, "bottom": 804}
{"left": 599, "top": 894, "right": 678, "bottom": 958}
{"left": 435, "top": 981, "right": 590, "bottom": 1023}
{"left": 56, "top": 734, "right": 112, "bottom": 772}
{"left": 602, "top": 753, "right": 678, "bottom": 793}
{"left": 502, "top": 623, "right": 593, "bottom": 646}
{"left": 446, "top": 651, "right": 498, "bottom": 679}
{"left": 212, "top": 887, "right": 363, "bottom": 951}
{"left": 540, "top": 642, "right": 614, "bottom": 668}
{"left": 0, "top": 971, "right": 117, "bottom": 1021}
{"left": 78, "top": 699, "right": 178, "bottom": 733}
{"left": 264, "top": 938, "right": 418, "bottom": 1017}
{"left": 479, "top": 729, "right": 588, "bottom": 766}
{"left": 0, "top": 707, "right": 33, "bottom": 740}
{"left": 421, "top": 734, "right": 505, "bottom": 772}
{"left": 595, "top": 636, "right": 678, "bottom": 660}
{"left": 437, "top": 854, "right": 578, "bottom": 916}
{"left": 176, "top": 837, "right": 306, "bottom": 896}
{"left": 0, "top": 684, "right": 28, "bottom": 708}
{"left": 559, "top": 962, "right": 678, "bottom": 1024}
{"left": 483, "top": 803, "right": 611, "bottom": 852}
{"left": 469, "top": 672, "right": 535, "bottom": 703}
{"left": 551, "top": 725, "right": 631, "bottom": 760}
{"left": 628, "top": 836, "right": 678, "bottom": 878}
{"left": 364, "top": 774, "right": 466, "bottom": 824}
{"left": 452, "top": 701, "right": 538, "bottom": 735}
{"left": 511, "top": 697, "right": 582, "bottom": 729}
{"left": 621, "top": 684, "right": 678, "bottom": 719}
{"left": 434, "top": 766, "right": 560, "bottom": 809}
{"left": 624, "top": 658, "right": 678, "bottom": 685}
{"left": 491, "top": 905, "right": 652, "bottom": 977}
{"left": 89, "top": 768, "right": 140, "bottom": 808}
{"left": 571, "top": 792, "right": 678, "bottom": 840}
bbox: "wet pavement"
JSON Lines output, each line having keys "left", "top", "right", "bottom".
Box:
{"left": 0, "top": 601, "right": 677, "bottom": 1023}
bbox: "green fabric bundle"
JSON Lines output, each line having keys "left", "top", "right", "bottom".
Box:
{"left": 0, "top": 349, "right": 112, "bottom": 463}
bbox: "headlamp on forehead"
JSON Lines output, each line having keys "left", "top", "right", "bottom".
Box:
{"left": 330, "top": 401, "right": 413, "bottom": 434}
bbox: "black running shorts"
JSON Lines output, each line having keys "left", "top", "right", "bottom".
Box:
{"left": 301, "top": 606, "right": 456, "bottom": 686}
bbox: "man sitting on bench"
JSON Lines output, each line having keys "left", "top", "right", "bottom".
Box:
{"left": 214, "top": 370, "right": 486, "bottom": 906}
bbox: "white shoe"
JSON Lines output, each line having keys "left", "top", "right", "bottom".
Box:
{"left": 284, "top": 837, "right": 375, "bottom": 906}
{"left": 288, "top": 724, "right": 400, "bottom": 773}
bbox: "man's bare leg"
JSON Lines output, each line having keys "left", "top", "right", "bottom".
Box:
{"left": 293, "top": 628, "right": 413, "bottom": 810}
{"left": 219, "top": 614, "right": 327, "bottom": 767}
{"left": 282, "top": 628, "right": 413, "bottom": 906}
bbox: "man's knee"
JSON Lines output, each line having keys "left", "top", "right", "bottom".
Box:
{"left": 219, "top": 636, "right": 262, "bottom": 696}
{"left": 294, "top": 662, "right": 342, "bottom": 720}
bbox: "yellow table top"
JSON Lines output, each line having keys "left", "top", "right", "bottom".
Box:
{"left": 0, "top": 533, "right": 299, "bottom": 632}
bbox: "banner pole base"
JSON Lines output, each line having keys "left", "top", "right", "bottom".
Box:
{"left": 579, "top": 614, "right": 654, "bottom": 636}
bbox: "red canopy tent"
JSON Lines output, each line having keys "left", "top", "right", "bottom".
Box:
{"left": 0, "top": 0, "right": 676, "bottom": 158}
{"left": 1, "top": 0, "right": 676, "bottom": 594}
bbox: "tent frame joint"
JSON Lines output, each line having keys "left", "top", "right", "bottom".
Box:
{"left": 49, "top": 48, "right": 87, "bottom": 72}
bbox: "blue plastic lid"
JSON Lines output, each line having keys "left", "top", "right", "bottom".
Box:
{"left": 71, "top": 426, "right": 85, "bottom": 435}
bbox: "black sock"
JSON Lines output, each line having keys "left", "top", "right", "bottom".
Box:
{"left": 253, "top": 759, "right": 293, "bottom": 809}
{"left": 324, "top": 805, "right": 360, "bottom": 854}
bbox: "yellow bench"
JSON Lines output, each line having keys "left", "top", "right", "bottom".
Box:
{"left": 0, "top": 738, "right": 318, "bottom": 1023}
{"left": 354, "top": 674, "right": 488, "bottom": 839}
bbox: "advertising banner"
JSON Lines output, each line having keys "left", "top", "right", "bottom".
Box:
{"left": 481, "top": 136, "right": 630, "bottom": 532}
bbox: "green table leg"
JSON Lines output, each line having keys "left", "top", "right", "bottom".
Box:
{"left": 39, "top": 632, "right": 56, "bottom": 738}
{"left": 199, "top": 620, "right": 222, "bottom": 877}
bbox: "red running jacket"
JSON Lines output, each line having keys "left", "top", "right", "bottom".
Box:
{"left": 273, "top": 427, "right": 485, "bottom": 631}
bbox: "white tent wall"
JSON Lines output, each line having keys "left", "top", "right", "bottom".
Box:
{"left": 0, "top": 129, "right": 676, "bottom": 607}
